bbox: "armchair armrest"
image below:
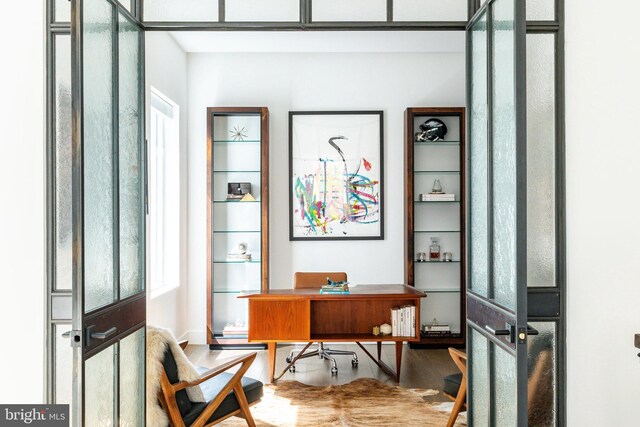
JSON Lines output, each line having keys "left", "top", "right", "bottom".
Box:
{"left": 158, "top": 352, "right": 259, "bottom": 427}
{"left": 173, "top": 352, "right": 257, "bottom": 392}
{"left": 186, "top": 352, "right": 259, "bottom": 427}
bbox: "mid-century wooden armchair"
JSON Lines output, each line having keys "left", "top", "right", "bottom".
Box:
{"left": 443, "top": 347, "right": 467, "bottom": 427}
{"left": 157, "top": 341, "right": 263, "bottom": 427}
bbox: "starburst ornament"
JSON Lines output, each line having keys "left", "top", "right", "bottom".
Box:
{"left": 229, "top": 125, "right": 248, "bottom": 141}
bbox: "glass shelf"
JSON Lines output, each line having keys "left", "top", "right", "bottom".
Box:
{"left": 213, "top": 288, "right": 260, "bottom": 294}
{"left": 213, "top": 200, "right": 260, "bottom": 203}
{"left": 213, "top": 140, "right": 260, "bottom": 144}
{"left": 416, "top": 288, "right": 461, "bottom": 294}
{"left": 414, "top": 170, "right": 460, "bottom": 174}
{"left": 213, "top": 260, "right": 262, "bottom": 264}
{"left": 415, "top": 230, "right": 460, "bottom": 233}
{"left": 213, "top": 230, "right": 260, "bottom": 233}
{"left": 213, "top": 334, "right": 250, "bottom": 340}
{"left": 414, "top": 141, "right": 460, "bottom": 145}
{"left": 414, "top": 200, "right": 459, "bottom": 203}
{"left": 212, "top": 170, "right": 260, "bottom": 173}
{"left": 415, "top": 260, "right": 461, "bottom": 263}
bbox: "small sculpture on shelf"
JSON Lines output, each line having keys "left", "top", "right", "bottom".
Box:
{"left": 415, "top": 118, "right": 448, "bottom": 142}
{"left": 421, "top": 179, "right": 455, "bottom": 202}
{"left": 379, "top": 323, "right": 392, "bottom": 335}
{"left": 431, "top": 179, "right": 443, "bottom": 194}
{"left": 227, "top": 182, "right": 252, "bottom": 200}
{"left": 229, "top": 125, "right": 248, "bottom": 141}
{"left": 227, "top": 242, "right": 252, "bottom": 262}
{"left": 429, "top": 237, "right": 441, "bottom": 261}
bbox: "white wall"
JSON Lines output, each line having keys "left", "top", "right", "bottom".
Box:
{"left": 187, "top": 52, "right": 465, "bottom": 342}
{"left": 565, "top": 1, "right": 640, "bottom": 425}
{"left": 0, "top": 2, "right": 45, "bottom": 402}
{"left": 145, "top": 32, "right": 190, "bottom": 340}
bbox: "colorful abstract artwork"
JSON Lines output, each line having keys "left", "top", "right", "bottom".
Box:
{"left": 289, "top": 112, "right": 384, "bottom": 240}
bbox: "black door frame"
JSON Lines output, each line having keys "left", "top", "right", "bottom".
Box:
{"left": 45, "top": 0, "right": 565, "bottom": 424}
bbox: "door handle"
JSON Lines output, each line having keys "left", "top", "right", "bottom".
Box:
{"left": 485, "top": 326, "right": 511, "bottom": 336}
{"left": 89, "top": 326, "right": 117, "bottom": 340}
{"left": 485, "top": 323, "right": 516, "bottom": 343}
{"left": 527, "top": 325, "right": 539, "bottom": 336}
{"left": 85, "top": 326, "right": 117, "bottom": 346}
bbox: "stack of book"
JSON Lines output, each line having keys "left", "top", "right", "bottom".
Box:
{"left": 422, "top": 323, "right": 452, "bottom": 338}
{"left": 424, "top": 192, "right": 455, "bottom": 202}
{"left": 390, "top": 305, "right": 416, "bottom": 337}
{"left": 320, "top": 283, "right": 350, "bottom": 294}
{"left": 222, "top": 324, "right": 248, "bottom": 337}
{"left": 227, "top": 253, "right": 252, "bottom": 261}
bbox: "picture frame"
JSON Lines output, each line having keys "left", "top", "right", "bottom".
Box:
{"left": 289, "top": 111, "right": 384, "bottom": 240}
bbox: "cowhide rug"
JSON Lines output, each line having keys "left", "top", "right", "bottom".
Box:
{"left": 220, "top": 378, "right": 466, "bottom": 426}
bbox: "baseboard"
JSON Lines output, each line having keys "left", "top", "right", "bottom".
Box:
{"left": 179, "top": 329, "right": 206, "bottom": 345}
{"left": 177, "top": 331, "right": 190, "bottom": 342}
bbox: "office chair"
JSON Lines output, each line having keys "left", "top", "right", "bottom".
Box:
{"left": 285, "top": 272, "right": 359, "bottom": 375}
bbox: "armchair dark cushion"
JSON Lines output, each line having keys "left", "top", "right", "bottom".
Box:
{"left": 443, "top": 372, "right": 463, "bottom": 398}
{"left": 182, "top": 368, "right": 263, "bottom": 426}
{"left": 162, "top": 348, "right": 263, "bottom": 426}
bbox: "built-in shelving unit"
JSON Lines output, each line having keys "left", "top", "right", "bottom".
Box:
{"left": 404, "top": 107, "right": 466, "bottom": 349}
{"left": 206, "top": 107, "right": 269, "bottom": 349}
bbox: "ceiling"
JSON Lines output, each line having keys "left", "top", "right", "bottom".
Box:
{"left": 169, "top": 31, "right": 465, "bottom": 54}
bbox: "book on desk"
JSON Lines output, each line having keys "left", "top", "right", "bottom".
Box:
{"left": 319, "top": 282, "right": 350, "bottom": 294}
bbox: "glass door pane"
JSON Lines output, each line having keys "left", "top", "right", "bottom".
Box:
{"left": 469, "top": 328, "right": 489, "bottom": 426}
{"left": 466, "top": 0, "right": 528, "bottom": 424}
{"left": 71, "top": 1, "right": 146, "bottom": 425}
{"left": 84, "top": 344, "right": 116, "bottom": 426}
{"left": 83, "top": 0, "right": 115, "bottom": 313}
{"left": 118, "top": 10, "right": 144, "bottom": 299}
{"left": 119, "top": 328, "right": 145, "bottom": 427}
{"left": 469, "top": 12, "right": 488, "bottom": 299}
{"left": 491, "top": 0, "right": 517, "bottom": 310}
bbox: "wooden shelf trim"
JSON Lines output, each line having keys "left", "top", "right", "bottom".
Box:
{"left": 404, "top": 107, "right": 467, "bottom": 348}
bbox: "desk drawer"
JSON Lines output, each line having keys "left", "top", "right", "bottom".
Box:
{"left": 248, "top": 299, "right": 310, "bottom": 341}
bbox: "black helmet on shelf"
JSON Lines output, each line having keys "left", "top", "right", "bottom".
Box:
{"left": 419, "top": 118, "right": 448, "bottom": 141}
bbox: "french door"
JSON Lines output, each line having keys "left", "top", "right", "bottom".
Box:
{"left": 70, "top": 0, "right": 146, "bottom": 425}
{"left": 466, "top": 0, "right": 532, "bottom": 425}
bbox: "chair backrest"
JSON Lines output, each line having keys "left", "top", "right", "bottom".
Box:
{"left": 294, "top": 272, "right": 347, "bottom": 289}
{"left": 162, "top": 346, "right": 194, "bottom": 418}
{"left": 448, "top": 347, "right": 467, "bottom": 376}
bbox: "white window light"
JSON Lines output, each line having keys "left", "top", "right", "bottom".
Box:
{"left": 149, "top": 87, "right": 180, "bottom": 298}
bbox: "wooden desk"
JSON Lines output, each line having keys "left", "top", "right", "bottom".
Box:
{"left": 239, "top": 284, "right": 426, "bottom": 383}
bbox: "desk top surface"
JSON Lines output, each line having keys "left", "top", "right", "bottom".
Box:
{"left": 238, "top": 284, "right": 426, "bottom": 300}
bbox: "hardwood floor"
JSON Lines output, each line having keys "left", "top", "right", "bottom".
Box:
{"left": 185, "top": 343, "right": 460, "bottom": 403}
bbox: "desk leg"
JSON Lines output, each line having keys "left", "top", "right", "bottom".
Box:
{"left": 357, "top": 342, "right": 401, "bottom": 382}
{"left": 394, "top": 341, "right": 403, "bottom": 382}
{"left": 377, "top": 341, "right": 382, "bottom": 360}
{"left": 267, "top": 342, "right": 277, "bottom": 384}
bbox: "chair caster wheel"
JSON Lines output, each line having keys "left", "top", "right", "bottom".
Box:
{"left": 286, "top": 357, "right": 292, "bottom": 363}
{"left": 331, "top": 367, "right": 338, "bottom": 375}
{"left": 351, "top": 360, "right": 358, "bottom": 367}
{"left": 289, "top": 365, "right": 296, "bottom": 373}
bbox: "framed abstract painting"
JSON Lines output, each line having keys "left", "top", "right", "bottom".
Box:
{"left": 289, "top": 111, "right": 384, "bottom": 240}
